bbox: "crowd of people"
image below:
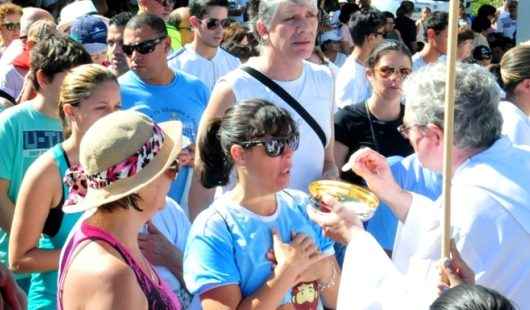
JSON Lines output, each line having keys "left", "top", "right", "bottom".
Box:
{"left": 0, "top": 0, "right": 528, "bottom": 309}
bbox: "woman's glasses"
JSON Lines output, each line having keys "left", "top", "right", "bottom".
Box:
{"left": 2, "top": 22, "right": 20, "bottom": 31}
{"left": 203, "top": 18, "right": 231, "bottom": 30}
{"left": 376, "top": 66, "right": 412, "bottom": 79}
{"left": 122, "top": 36, "right": 166, "bottom": 56}
{"left": 241, "top": 135, "right": 300, "bottom": 157}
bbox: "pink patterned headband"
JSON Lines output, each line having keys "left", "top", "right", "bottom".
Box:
{"left": 64, "top": 124, "right": 165, "bottom": 207}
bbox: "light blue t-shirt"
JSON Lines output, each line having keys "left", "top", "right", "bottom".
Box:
{"left": 119, "top": 70, "right": 209, "bottom": 208}
{"left": 366, "top": 154, "right": 442, "bottom": 251}
{"left": 0, "top": 103, "right": 63, "bottom": 273}
{"left": 184, "top": 189, "right": 335, "bottom": 304}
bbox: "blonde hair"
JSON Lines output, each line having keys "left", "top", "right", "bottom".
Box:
{"left": 27, "top": 19, "right": 57, "bottom": 43}
{"left": 59, "top": 64, "right": 118, "bottom": 137}
{"left": 500, "top": 45, "right": 530, "bottom": 96}
{"left": 0, "top": 3, "right": 22, "bottom": 22}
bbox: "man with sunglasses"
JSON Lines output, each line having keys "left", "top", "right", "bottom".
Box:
{"left": 119, "top": 13, "right": 210, "bottom": 220}
{"left": 168, "top": 0, "right": 240, "bottom": 92}
{"left": 336, "top": 10, "right": 385, "bottom": 109}
{"left": 411, "top": 11, "right": 448, "bottom": 71}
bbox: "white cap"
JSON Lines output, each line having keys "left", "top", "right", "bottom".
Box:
{"left": 58, "top": 0, "right": 97, "bottom": 29}
{"left": 319, "top": 30, "right": 342, "bottom": 44}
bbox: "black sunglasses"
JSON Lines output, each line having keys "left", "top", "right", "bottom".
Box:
{"left": 2, "top": 22, "right": 20, "bottom": 31}
{"left": 241, "top": 135, "right": 300, "bottom": 157}
{"left": 203, "top": 18, "right": 231, "bottom": 30}
{"left": 122, "top": 36, "right": 166, "bottom": 56}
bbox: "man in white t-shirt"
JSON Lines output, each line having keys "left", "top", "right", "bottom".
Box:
{"left": 335, "top": 10, "right": 384, "bottom": 109}
{"left": 168, "top": 0, "right": 240, "bottom": 91}
{"left": 412, "top": 11, "right": 448, "bottom": 71}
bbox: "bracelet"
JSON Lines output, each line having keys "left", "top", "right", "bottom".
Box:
{"left": 317, "top": 261, "right": 337, "bottom": 291}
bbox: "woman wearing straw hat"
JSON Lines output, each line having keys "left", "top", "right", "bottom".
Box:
{"left": 9, "top": 64, "right": 120, "bottom": 310}
{"left": 57, "top": 110, "right": 183, "bottom": 310}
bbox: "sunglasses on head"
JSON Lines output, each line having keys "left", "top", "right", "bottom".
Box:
{"left": 241, "top": 134, "right": 300, "bottom": 157}
{"left": 2, "top": 22, "right": 20, "bottom": 31}
{"left": 376, "top": 66, "right": 412, "bottom": 78}
{"left": 122, "top": 36, "right": 166, "bottom": 56}
{"left": 203, "top": 18, "right": 231, "bottom": 30}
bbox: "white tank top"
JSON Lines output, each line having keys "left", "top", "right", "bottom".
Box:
{"left": 220, "top": 60, "right": 334, "bottom": 192}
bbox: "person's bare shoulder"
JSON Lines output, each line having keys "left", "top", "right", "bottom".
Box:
{"left": 62, "top": 241, "right": 147, "bottom": 310}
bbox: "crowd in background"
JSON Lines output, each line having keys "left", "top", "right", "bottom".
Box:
{"left": 0, "top": 0, "right": 528, "bottom": 309}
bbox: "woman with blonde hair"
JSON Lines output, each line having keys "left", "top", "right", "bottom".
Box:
{"left": 9, "top": 64, "right": 121, "bottom": 310}
{"left": 499, "top": 44, "right": 530, "bottom": 146}
{"left": 0, "top": 3, "right": 22, "bottom": 55}
{"left": 57, "top": 110, "right": 183, "bottom": 309}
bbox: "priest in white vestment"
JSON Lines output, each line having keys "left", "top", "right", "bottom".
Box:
{"left": 309, "top": 63, "right": 530, "bottom": 309}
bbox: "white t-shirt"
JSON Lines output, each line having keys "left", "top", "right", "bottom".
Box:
{"left": 335, "top": 55, "right": 370, "bottom": 108}
{"left": 333, "top": 52, "right": 347, "bottom": 68}
{"left": 168, "top": 44, "right": 241, "bottom": 92}
{"left": 495, "top": 14, "right": 517, "bottom": 39}
{"left": 498, "top": 100, "right": 530, "bottom": 147}
{"left": 220, "top": 60, "right": 334, "bottom": 191}
{"left": 0, "top": 64, "right": 24, "bottom": 100}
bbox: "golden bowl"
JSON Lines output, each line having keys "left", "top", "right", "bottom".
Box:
{"left": 308, "top": 180, "right": 379, "bottom": 221}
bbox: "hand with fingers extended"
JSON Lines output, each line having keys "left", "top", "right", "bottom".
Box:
{"left": 437, "top": 240, "right": 475, "bottom": 295}
{"left": 0, "top": 264, "right": 26, "bottom": 310}
{"left": 271, "top": 230, "right": 325, "bottom": 285}
{"left": 342, "top": 148, "right": 400, "bottom": 203}
{"left": 307, "top": 195, "right": 363, "bottom": 245}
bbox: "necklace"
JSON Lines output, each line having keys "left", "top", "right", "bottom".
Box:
{"left": 364, "top": 101, "right": 381, "bottom": 152}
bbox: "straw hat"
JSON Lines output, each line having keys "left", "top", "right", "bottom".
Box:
{"left": 64, "top": 110, "right": 182, "bottom": 213}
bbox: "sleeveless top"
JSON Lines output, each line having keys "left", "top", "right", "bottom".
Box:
{"left": 27, "top": 144, "right": 81, "bottom": 310}
{"left": 57, "top": 222, "right": 181, "bottom": 310}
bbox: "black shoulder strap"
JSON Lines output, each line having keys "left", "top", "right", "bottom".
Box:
{"left": 0, "top": 88, "right": 15, "bottom": 105}
{"left": 241, "top": 66, "right": 327, "bottom": 148}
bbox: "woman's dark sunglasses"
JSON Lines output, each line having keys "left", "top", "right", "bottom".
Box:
{"left": 122, "top": 36, "right": 166, "bottom": 56}
{"left": 2, "top": 22, "right": 20, "bottom": 31}
{"left": 203, "top": 18, "right": 231, "bottom": 30}
{"left": 241, "top": 135, "right": 300, "bottom": 157}
{"left": 155, "top": 0, "right": 175, "bottom": 7}
{"left": 376, "top": 66, "right": 412, "bottom": 78}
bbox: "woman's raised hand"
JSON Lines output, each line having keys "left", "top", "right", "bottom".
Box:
{"left": 271, "top": 231, "right": 325, "bottom": 283}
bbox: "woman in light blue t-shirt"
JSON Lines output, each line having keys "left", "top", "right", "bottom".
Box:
{"left": 185, "top": 99, "right": 340, "bottom": 310}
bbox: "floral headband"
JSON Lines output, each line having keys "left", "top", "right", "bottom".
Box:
{"left": 64, "top": 124, "right": 165, "bottom": 207}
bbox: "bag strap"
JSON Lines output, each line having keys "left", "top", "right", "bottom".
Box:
{"left": 241, "top": 66, "right": 327, "bottom": 148}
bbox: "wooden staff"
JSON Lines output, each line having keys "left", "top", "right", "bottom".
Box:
{"left": 441, "top": 0, "right": 460, "bottom": 258}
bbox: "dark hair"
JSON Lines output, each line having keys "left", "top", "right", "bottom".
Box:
{"left": 339, "top": 2, "right": 359, "bottom": 24}
{"left": 430, "top": 284, "right": 515, "bottom": 310}
{"left": 99, "top": 194, "right": 143, "bottom": 213}
{"left": 458, "top": 29, "right": 475, "bottom": 45}
{"left": 471, "top": 16, "right": 491, "bottom": 33}
{"left": 382, "top": 11, "right": 395, "bottom": 20}
{"left": 29, "top": 36, "right": 92, "bottom": 92}
{"left": 189, "top": 0, "right": 229, "bottom": 19}
{"left": 367, "top": 39, "right": 411, "bottom": 69}
{"left": 109, "top": 11, "right": 134, "bottom": 28}
{"left": 396, "top": 1, "right": 414, "bottom": 17}
{"left": 477, "top": 4, "right": 496, "bottom": 19}
{"left": 348, "top": 9, "right": 385, "bottom": 47}
{"left": 125, "top": 13, "right": 167, "bottom": 37}
{"left": 424, "top": 11, "right": 448, "bottom": 41}
{"left": 198, "top": 99, "right": 298, "bottom": 188}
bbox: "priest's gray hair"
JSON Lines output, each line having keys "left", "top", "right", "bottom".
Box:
{"left": 403, "top": 62, "right": 502, "bottom": 149}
